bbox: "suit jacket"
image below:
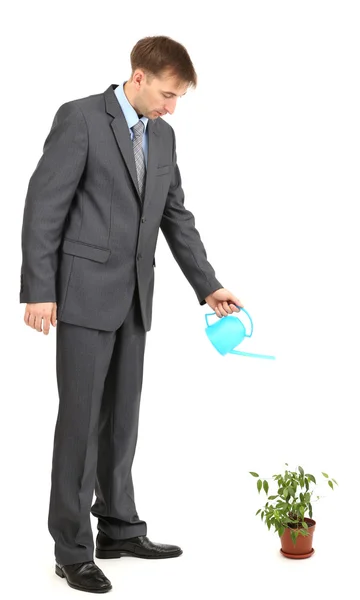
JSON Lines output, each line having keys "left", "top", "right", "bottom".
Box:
{"left": 19, "top": 84, "right": 223, "bottom": 331}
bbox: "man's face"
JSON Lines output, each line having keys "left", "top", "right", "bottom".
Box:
{"left": 133, "top": 69, "right": 188, "bottom": 119}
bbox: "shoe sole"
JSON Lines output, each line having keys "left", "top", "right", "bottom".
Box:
{"left": 55, "top": 565, "right": 112, "bottom": 593}
{"left": 95, "top": 548, "right": 183, "bottom": 560}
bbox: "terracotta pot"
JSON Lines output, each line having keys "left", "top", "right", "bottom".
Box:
{"left": 280, "top": 517, "right": 316, "bottom": 559}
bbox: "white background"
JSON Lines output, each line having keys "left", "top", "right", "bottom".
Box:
{"left": 2, "top": 0, "right": 359, "bottom": 598}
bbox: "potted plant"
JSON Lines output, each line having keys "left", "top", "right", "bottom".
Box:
{"left": 249, "top": 463, "right": 338, "bottom": 559}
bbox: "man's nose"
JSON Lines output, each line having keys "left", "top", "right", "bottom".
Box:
{"left": 164, "top": 98, "right": 177, "bottom": 115}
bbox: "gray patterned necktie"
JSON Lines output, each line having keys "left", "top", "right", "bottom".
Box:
{"left": 131, "top": 120, "right": 146, "bottom": 201}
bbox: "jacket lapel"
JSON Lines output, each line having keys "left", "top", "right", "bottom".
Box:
{"left": 104, "top": 84, "right": 161, "bottom": 210}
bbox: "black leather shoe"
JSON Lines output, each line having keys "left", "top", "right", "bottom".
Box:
{"left": 55, "top": 560, "right": 112, "bottom": 593}
{"left": 95, "top": 532, "right": 183, "bottom": 560}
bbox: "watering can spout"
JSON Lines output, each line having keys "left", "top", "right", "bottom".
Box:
{"left": 229, "top": 349, "right": 276, "bottom": 360}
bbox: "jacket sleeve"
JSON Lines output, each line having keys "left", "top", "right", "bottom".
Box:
{"left": 19, "top": 101, "right": 88, "bottom": 303}
{"left": 160, "top": 127, "right": 223, "bottom": 305}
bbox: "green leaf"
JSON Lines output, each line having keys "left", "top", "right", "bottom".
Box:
{"left": 268, "top": 495, "right": 278, "bottom": 500}
{"left": 274, "top": 520, "right": 281, "bottom": 532}
{"left": 306, "top": 474, "right": 316, "bottom": 484}
{"left": 332, "top": 478, "right": 339, "bottom": 486}
{"left": 328, "top": 480, "right": 334, "bottom": 490}
{"left": 282, "top": 516, "right": 293, "bottom": 523}
{"left": 302, "top": 521, "right": 308, "bottom": 529}
{"left": 322, "top": 472, "right": 329, "bottom": 478}
{"left": 255, "top": 509, "right": 261, "bottom": 515}
{"left": 278, "top": 525, "right": 285, "bottom": 537}
{"left": 257, "top": 479, "right": 262, "bottom": 493}
{"left": 309, "top": 503, "right": 313, "bottom": 518}
{"left": 249, "top": 472, "right": 259, "bottom": 477}
{"left": 263, "top": 480, "right": 269, "bottom": 494}
{"left": 298, "top": 466, "right": 304, "bottom": 476}
{"left": 299, "top": 528, "right": 309, "bottom": 537}
{"left": 261, "top": 511, "right": 264, "bottom": 521}
{"left": 283, "top": 488, "right": 289, "bottom": 498}
{"left": 290, "top": 531, "right": 297, "bottom": 545}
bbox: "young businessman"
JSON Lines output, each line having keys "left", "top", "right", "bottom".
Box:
{"left": 20, "top": 35, "right": 243, "bottom": 593}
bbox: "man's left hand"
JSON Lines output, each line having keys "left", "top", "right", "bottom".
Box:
{"left": 205, "top": 288, "right": 244, "bottom": 318}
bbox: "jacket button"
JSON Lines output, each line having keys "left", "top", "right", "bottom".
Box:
{"left": 141, "top": 217, "right": 146, "bottom": 223}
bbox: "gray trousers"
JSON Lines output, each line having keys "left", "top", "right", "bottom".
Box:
{"left": 48, "top": 287, "right": 147, "bottom": 566}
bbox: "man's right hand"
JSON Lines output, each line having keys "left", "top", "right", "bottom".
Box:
{"left": 24, "top": 302, "right": 57, "bottom": 335}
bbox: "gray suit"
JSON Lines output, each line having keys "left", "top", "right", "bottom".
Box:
{"left": 20, "top": 84, "right": 222, "bottom": 565}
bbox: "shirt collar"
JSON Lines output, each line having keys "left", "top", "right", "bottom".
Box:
{"left": 114, "top": 81, "right": 149, "bottom": 132}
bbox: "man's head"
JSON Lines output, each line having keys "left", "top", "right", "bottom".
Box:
{"left": 124, "top": 36, "right": 197, "bottom": 120}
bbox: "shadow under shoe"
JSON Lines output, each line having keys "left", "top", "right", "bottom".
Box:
{"left": 55, "top": 560, "right": 112, "bottom": 593}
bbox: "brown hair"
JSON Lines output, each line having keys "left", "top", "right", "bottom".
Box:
{"left": 130, "top": 36, "right": 197, "bottom": 89}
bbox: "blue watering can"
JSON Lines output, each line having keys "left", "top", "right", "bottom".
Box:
{"left": 205, "top": 307, "right": 275, "bottom": 360}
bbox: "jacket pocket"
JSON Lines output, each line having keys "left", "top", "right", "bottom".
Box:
{"left": 61, "top": 238, "right": 111, "bottom": 263}
{"left": 156, "top": 165, "right": 171, "bottom": 176}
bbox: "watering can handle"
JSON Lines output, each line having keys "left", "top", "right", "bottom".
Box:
{"left": 205, "top": 312, "right": 217, "bottom": 327}
{"left": 205, "top": 305, "right": 254, "bottom": 338}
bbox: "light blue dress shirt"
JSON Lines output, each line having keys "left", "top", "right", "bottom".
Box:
{"left": 114, "top": 81, "right": 149, "bottom": 168}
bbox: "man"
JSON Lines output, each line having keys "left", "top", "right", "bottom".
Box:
{"left": 20, "top": 35, "right": 243, "bottom": 593}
